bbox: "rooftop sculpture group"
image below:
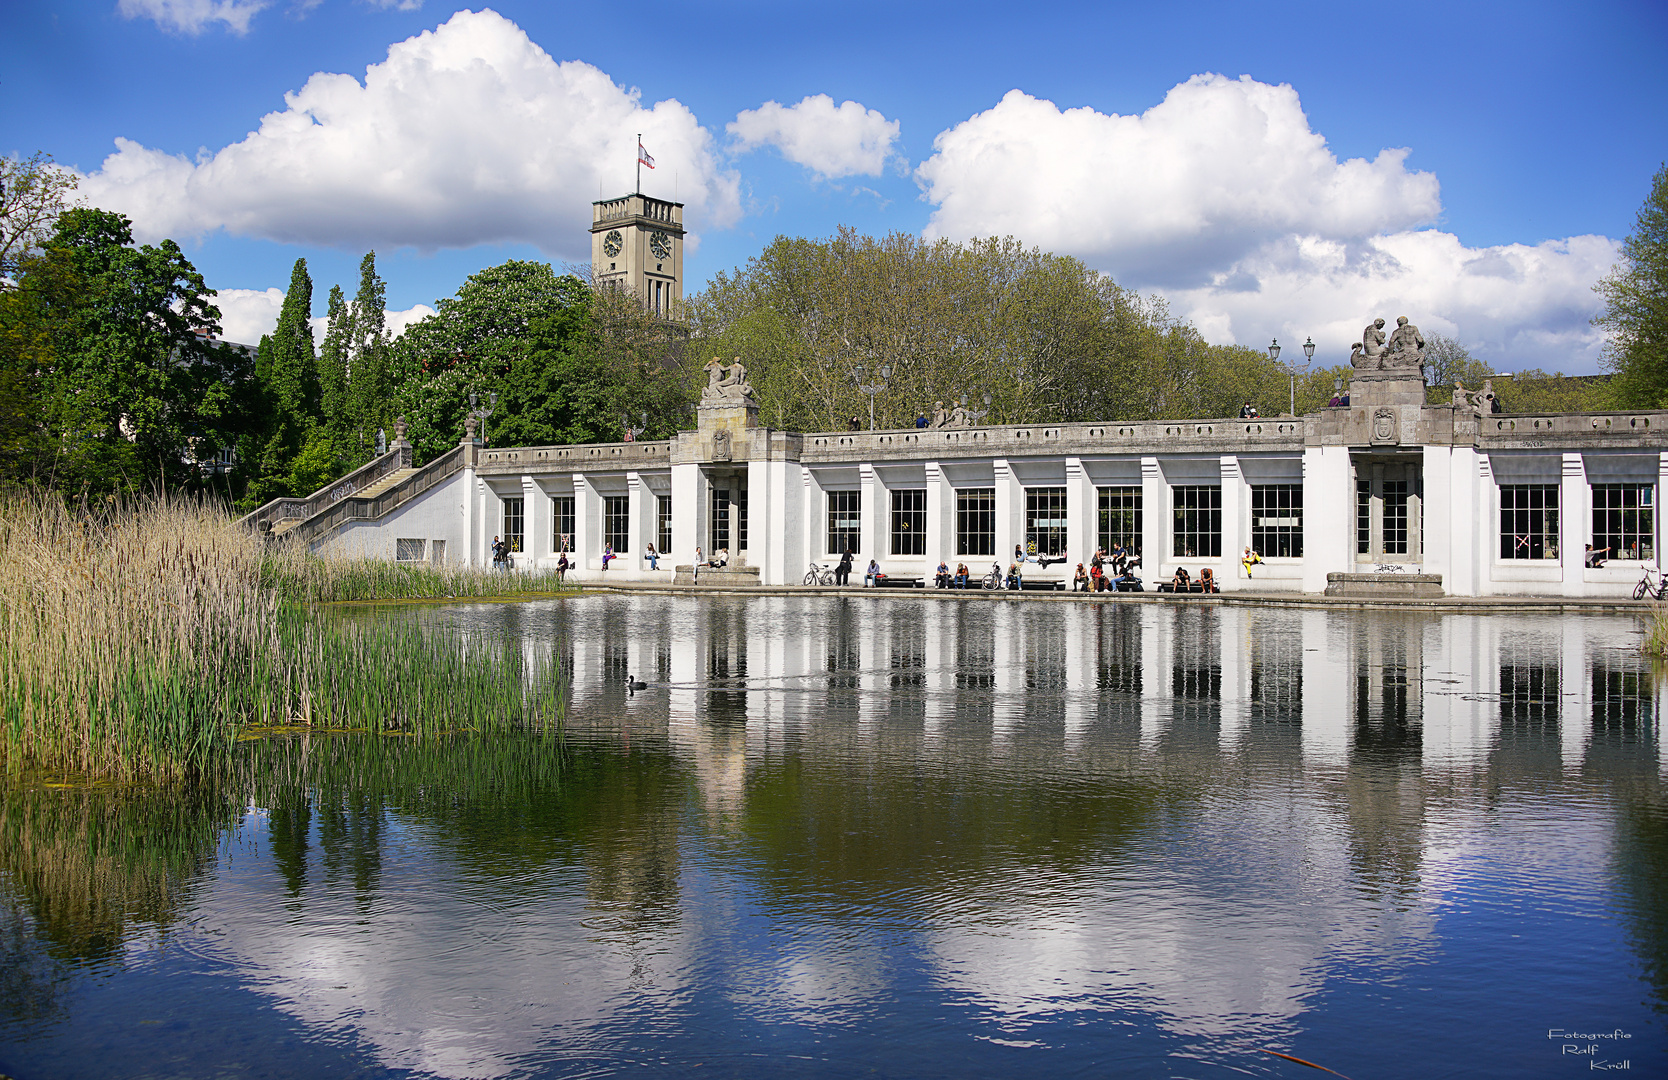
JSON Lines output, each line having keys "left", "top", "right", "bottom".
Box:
{"left": 928, "top": 401, "right": 978, "bottom": 428}
{"left": 701, "top": 357, "right": 757, "bottom": 407}
{"left": 1351, "top": 315, "right": 1426, "bottom": 372}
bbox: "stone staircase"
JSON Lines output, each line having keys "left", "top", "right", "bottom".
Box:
{"left": 262, "top": 467, "right": 415, "bottom": 537}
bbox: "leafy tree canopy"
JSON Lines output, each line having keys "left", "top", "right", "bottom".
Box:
{"left": 5, "top": 208, "right": 252, "bottom": 493}
{"left": 1598, "top": 163, "right": 1668, "bottom": 408}
{"left": 689, "top": 228, "right": 1318, "bottom": 427}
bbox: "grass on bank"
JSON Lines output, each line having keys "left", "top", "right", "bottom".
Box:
{"left": 0, "top": 491, "right": 570, "bottom": 781}
{"left": 261, "top": 546, "right": 572, "bottom": 603}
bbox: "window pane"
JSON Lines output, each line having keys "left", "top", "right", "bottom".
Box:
{"left": 1251, "top": 484, "right": 1303, "bottom": 558}
{"left": 710, "top": 488, "right": 730, "bottom": 553}
{"left": 1025, "top": 487, "right": 1068, "bottom": 556}
{"left": 603, "top": 495, "right": 629, "bottom": 552}
{"left": 1500, "top": 485, "right": 1559, "bottom": 560}
{"left": 656, "top": 494, "right": 672, "bottom": 554}
{"left": 1356, "top": 480, "right": 1370, "bottom": 555}
{"left": 957, "top": 487, "right": 994, "bottom": 556}
{"left": 1171, "top": 485, "right": 1222, "bottom": 558}
{"left": 891, "top": 488, "right": 926, "bottom": 555}
{"left": 1097, "top": 487, "right": 1142, "bottom": 555}
{"left": 827, "top": 490, "right": 860, "bottom": 555}
{"left": 552, "top": 495, "right": 575, "bottom": 553}
{"left": 1591, "top": 483, "right": 1654, "bottom": 561}
{"left": 502, "top": 497, "right": 524, "bottom": 552}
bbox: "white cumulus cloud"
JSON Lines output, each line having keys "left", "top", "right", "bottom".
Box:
{"left": 729, "top": 94, "right": 900, "bottom": 179}
{"left": 79, "top": 9, "right": 740, "bottom": 257}
{"left": 118, "top": 0, "right": 270, "bottom": 35}
{"left": 215, "top": 287, "right": 435, "bottom": 347}
{"left": 915, "top": 75, "right": 1614, "bottom": 370}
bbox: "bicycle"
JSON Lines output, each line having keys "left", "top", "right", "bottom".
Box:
{"left": 804, "top": 562, "right": 835, "bottom": 586}
{"left": 1632, "top": 565, "right": 1668, "bottom": 600}
{"left": 980, "top": 567, "right": 1003, "bottom": 590}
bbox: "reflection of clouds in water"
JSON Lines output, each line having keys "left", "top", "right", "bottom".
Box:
{"left": 923, "top": 795, "right": 1438, "bottom": 1038}
{"left": 196, "top": 814, "right": 696, "bottom": 1080}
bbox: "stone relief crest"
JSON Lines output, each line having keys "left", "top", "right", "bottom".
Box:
{"left": 1371, "top": 406, "right": 1398, "bottom": 445}
{"left": 710, "top": 427, "right": 732, "bottom": 461}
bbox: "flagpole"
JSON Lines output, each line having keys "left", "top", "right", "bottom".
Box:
{"left": 636, "top": 133, "right": 641, "bottom": 195}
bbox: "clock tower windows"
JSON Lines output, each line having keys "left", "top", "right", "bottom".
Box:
{"left": 590, "top": 194, "right": 684, "bottom": 316}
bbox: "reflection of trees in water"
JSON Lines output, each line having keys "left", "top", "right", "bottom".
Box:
{"left": 1612, "top": 794, "right": 1668, "bottom": 1014}
{"left": 0, "top": 784, "right": 236, "bottom": 1028}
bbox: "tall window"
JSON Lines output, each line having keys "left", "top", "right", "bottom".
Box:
{"left": 1251, "top": 484, "right": 1303, "bottom": 557}
{"left": 1356, "top": 480, "right": 1370, "bottom": 555}
{"left": 656, "top": 494, "right": 673, "bottom": 553}
{"left": 1383, "top": 480, "right": 1409, "bottom": 555}
{"left": 736, "top": 488, "right": 749, "bottom": 550}
{"left": 957, "top": 487, "right": 995, "bottom": 556}
{"left": 1592, "top": 484, "right": 1654, "bottom": 561}
{"left": 552, "top": 495, "right": 575, "bottom": 552}
{"left": 602, "top": 495, "right": 629, "bottom": 552}
{"left": 827, "top": 490, "right": 860, "bottom": 554}
{"left": 1025, "top": 487, "right": 1068, "bottom": 555}
{"left": 502, "top": 497, "right": 525, "bottom": 552}
{"left": 1171, "top": 485, "right": 1222, "bottom": 558}
{"left": 1098, "top": 487, "right": 1142, "bottom": 554}
{"left": 891, "top": 489, "right": 926, "bottom": 555}
{"left": 1500, "top": 484, "right": 1559, "bottom": 560}
{"left": 710, "top": 488, "right": 730, "bottom": 552}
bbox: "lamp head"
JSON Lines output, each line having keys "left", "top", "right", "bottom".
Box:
{"left": 1303, "top": 337, "right": 1316, "bottom": 360}
{"left": 879, "top": 363, "right": 892, "bottom": 381}
{"left": 1267, "top": 339, "right": 1281, "bottom": 362}
{"left": 469, "top": 392, "right": 478, "bottom": 408}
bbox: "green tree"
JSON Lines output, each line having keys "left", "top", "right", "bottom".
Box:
{"left": 689, "top": 228, "right": 1287, "bottom": 428}
{"left": 2, "top": 208, "right": 250, "bottom": 493}
{"left": 245, "top": 258, "right": 318, "bottom": 503}
{"left": 316, "top": 284, "right": 351, "bottom": 441}
{"left": 391, "top": 261, "right": 595, "bottom": 461}
{"left": 346, "top": 251, "right": 392, "bottom": 461}
{"left": 1, "top": 152, "right": 79, "bottom": 283}
{"left": 1598, "top": 163, "right": 1668, "bottom": 407}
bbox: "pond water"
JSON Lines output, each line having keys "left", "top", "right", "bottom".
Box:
{"left": 2, "top": 596, "right": 1665, "bottom": 1079}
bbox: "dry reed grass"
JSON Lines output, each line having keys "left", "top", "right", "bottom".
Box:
{"left": 260, "top": 544, "right": 570, "bottom": 603}
{"left": 0, "top": 490, "right": 569, "bottom": 780}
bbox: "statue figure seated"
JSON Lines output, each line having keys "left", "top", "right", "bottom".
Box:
{"left": 1382, "top": 316, "right": 1425, "bottom": 370}
{"left": 1350, "top": 318, "right": 1387, "bottom": 368}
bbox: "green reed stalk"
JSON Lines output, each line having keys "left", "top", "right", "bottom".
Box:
{"left": 0, "top": 490, "right": 571, "bottom": 781}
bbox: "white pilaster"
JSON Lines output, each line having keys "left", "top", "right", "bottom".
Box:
{"left": 1220, "top": 454, "right": 1244, "bottom": 588}
{"left": 1301, "top": 446, "right": 1352, "bottom": 593}
{"left": 1066, "top": 456, "right": 1096, "bottom": 566}
{"left": 1561, "top": 453, "right": 1588, "bottom": 595}
{"left": 925, "top": 461, "right": 948, "bottom": 572}
{"left": 671, "top": 461, "right": 701, "bottom": 566}
{"left": 1141, "top": 456, "right": 1165, "bottom": 570}
{"left": 521, "top": 475, "right": 541, "bottom": 564}
{"left": 574, "top": 473, "right": 602, "bottom": 571}
{"left": 994, "top": 459, "right": 1019, "bottom": 566}
{"left": 627, "top": 471, "right": 647, "bottom": 577}
{"left": 860, "top": 463, "right": 882, "bottom": 570}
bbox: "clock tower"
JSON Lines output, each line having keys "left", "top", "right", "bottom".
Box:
{"left": 590, "top": 193, "right": 685, "bottom": 316}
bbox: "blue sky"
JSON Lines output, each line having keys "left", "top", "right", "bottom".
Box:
{"left": 5, "top": 0, "right": 1666, "bottom": 371}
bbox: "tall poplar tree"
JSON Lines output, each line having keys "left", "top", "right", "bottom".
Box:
{"left": 347, "top": 251, "right": 391, "bottom": 461}
{"left": 317, "top": 284, "right": 352, "bottom": 440}
{"left": 246, "top": 258, "right": 318, "bottom": 503}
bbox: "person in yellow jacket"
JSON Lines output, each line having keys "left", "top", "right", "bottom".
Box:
{"left": 1242, "top": 547, "right": 1264, "bottom": 578}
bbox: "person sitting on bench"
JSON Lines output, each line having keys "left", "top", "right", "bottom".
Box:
{"left": 954, "top": 563, "right": 969, "bottom": 588}
{"left": 1170, "top": 567, "right": 1190, "bottom": 592}
{"left": 1072, "top": 563, "right": 1090, "bottom": 591}
{"left": 935, "top": 560, "right": 952, "bottom": 588}
{"left": 1199, "top": 567, "right": 1217, "bottom": 593}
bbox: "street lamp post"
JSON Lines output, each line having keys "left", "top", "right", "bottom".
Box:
{"left": 963, "top": 391, "right": 993, "bottom": 427}
{"left": 468, "top": 391, "right": 498, "bottom": 446}
{"left": 854, "top": 363, "right": 892, "bottom": 431}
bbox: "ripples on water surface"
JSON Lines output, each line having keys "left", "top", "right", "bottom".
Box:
{"left": 2, "top": 597, "right": 1666, "bottom": 1079}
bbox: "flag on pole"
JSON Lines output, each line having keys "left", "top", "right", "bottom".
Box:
{"left": 638, "top": 142, "right": 656, "bottom": 169}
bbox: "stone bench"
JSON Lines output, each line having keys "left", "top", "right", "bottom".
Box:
{"left": 673, "top": 564, "right": 762, "bottom": 587}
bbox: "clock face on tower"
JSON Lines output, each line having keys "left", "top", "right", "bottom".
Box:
{"left": 649, "top": 230, "right": 672, "bottom": 260}
{"left": 602, "top": 230, "right": 623, "bottom": 258}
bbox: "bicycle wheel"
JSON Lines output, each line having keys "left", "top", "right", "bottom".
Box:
{"left": 820, "top": 571, "right": 835, "bottom": 586}
{"left": 1635, "top": 579, "right": 1650, "bottom": 600}
{"left": 804, "top": 571, "right": 817, "bottom": 586}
